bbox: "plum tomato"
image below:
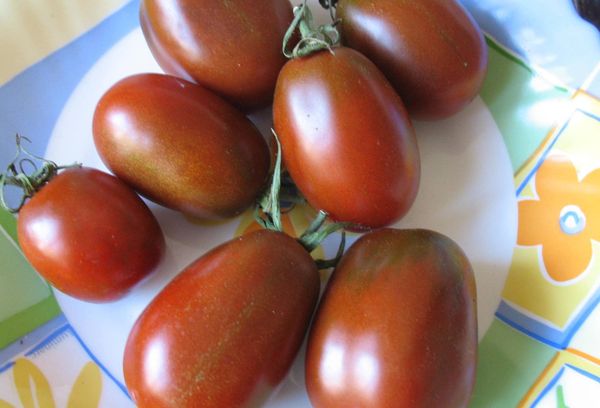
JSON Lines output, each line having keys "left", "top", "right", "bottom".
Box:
{"left": 93, "top": 73, "right": 271, "bottom": 220}
{"left": 305, "top": 228, "right": 477, "bottom": 408}
{"left": 140, "top": 0, "right": 293, "bottom": 110}
{"left": 17, "top": 167, "right": 165, "bottom": 302}
{"left": 123, "top": 229, "right": 320, "bottom": 408}
{"left": 273, "top": 46, "right": 420, "bottom": 230}
{"left": 337, "top": 0, "right": 488, "bottom": 120}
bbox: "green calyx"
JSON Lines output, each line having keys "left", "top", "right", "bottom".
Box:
{"left": 255, "top": 132, "right": 285, "bottom": 232}
{"left": 283, "top": 0, "right": 341, "bottom": 59}
{"left": 299, "top": 210, "right": 347, "bottom": 270}
{"left": 0, "top": 134, "right": 80, "bottom": 213}
{"left": 254, "top": 131, "right": 348, "bottom": 269}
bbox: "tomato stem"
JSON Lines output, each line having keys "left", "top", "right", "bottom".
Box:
{"left": 255, "top": 130, "right": 284, "bottom": 231}
{"left": 254, "top": 131, "right": 348, "bottom": 269}
{"left": 0, "top": 134, "right": 80, "bottom": 213}
{"left": 282, "top": 0, "right": 340, "bottom": 59}
{"left": 302, "top": 210, "right": 328, "bottom": 237}
{"left": 298, "top": 218, "right": 348, "bottom": 254}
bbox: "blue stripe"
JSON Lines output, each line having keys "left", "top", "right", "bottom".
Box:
{"left": 561, "top": 289, "right": 600, "bottom": 345}
{"left": 0, "top": 361, "right": 15, "bottom": 374}
{"left": 582, "top": 110, "right": 600, "bottom": 122}
{"left": 0, "top": 314, "right": 68, "bottom": 363}
{"left": 565, "top": 363, "right": 600, "bottom": 383}
{"left": 531, "top": 364, "right": 600, "bottom": 407}
{"left": 516, "top": 109, "right": 600, "bottom": 196}
{"left": 25, "top": 324, "right": 70, "bottom": 356}
{"left": 68, "top": 325, "right": 132, "bottom": 400}
{"left": 1, "top": 322, "right": 131, "bottom": 399}
{"left": 496, "top": 287, "right": 600, "bottom": 348}
{"left": 531, "top": 366, "right": 565, "bottom": 407}
{"left": 495, "top": 308, "right": 563, "bottom": 348}
{"left": 515, "top": 117, "right": 568, "bottom": 196}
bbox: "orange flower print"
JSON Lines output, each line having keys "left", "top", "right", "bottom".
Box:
{"left": 518, "top": 153, "right": 600, "bottom": 282}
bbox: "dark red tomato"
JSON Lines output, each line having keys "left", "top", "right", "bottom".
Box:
{"left": 306, "top": 229, "right": 477, "bottom": 408}
{"left": 93, "top": 73, "right": 270, "bottom": 220}
{"left": 123, "top": 229, "right": 319, "bottom": 408}
{"left": 140, "top": 0, "right": 293, "bottom": 110}
{"left": 273, "top": 47, "right": 420, "bottom": 230}
{"left": 337, "top": 0, "right": 488, "bottom": 120}
{"left": 17, "top": 167, "right": 165, "bottom": 302}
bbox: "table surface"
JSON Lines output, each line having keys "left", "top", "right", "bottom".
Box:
{"left": 1, "top": 1, "right": 599, "bottom": 407}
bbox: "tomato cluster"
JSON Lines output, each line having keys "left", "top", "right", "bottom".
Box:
{"left": 2, "top": 0, "right": 487, "bottom": 407}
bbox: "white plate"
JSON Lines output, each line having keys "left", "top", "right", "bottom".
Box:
{"left": 45, "top": 2, "right": 517, "bottom": 406}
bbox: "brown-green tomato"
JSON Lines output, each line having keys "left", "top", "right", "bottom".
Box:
{"left": 306, "top": 228, "right": 478, "bottom": 407}
{"left": 140, "top": 0, "right": 293, "bottom": 110}
{"left": 93, "top": 73, "right": 270, "bottom": 220}
{"left": 273, "top": 47, "right": 420, "bottom": 230}
{"left": 337, "top": 0, "right": 488, "bottom": 120}
{"left": 124, "top": 229, "right": 320, "bottom": 407}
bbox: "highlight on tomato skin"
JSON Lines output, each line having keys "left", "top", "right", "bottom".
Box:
{"left": 16, "top": 167, "right": 165, "bottom": 303}
{"left": 123, "top": 229, "right": 320, "bottom": 408}
{"left": 305, "top": 228, "right": 478, "bottom": 408}
{"left": 93, "top": 73, "right": 271, "bottom": 221}
{"left": 139, "top": 0, "right": 294, "bottom": 110}
{"left": 273, "top": 46, "right": 420, "bottom": 231}
{"left": 337, "top": 0, "right": 488, "bottom": 120}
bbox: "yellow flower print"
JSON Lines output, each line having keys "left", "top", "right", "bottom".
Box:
{"left": 12, "top": 358, "right": 55, "bottom": 408}
{"left": 0, "top": 359, "right": 101, "bottom": 408}
{"left": 518, "top": 153, "right": 600, "bottom": 282}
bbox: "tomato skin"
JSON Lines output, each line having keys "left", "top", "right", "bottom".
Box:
{"left": 123, "top": 229, "right": 319, "bottom": 408}
{"left": 140, "top": 0, "right": 293, "bottom": 110}
{"left": 93, "top": 73, "right": 270, "bottom": 220}
{"left": 337, "top": 0, "right": 488, "bottom": 120}
{"left": 305, "top": 229, "right": 477, "bottom": 408}
{"left": 273, "top": 47, "right": 420, "bottom": 230}
{"left": 17, "top": 167, "right": 165, "bottom": 302}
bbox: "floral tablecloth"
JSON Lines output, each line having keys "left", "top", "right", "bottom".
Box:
{"left": 1, "top": 0, "right": 599, "bottom": 406}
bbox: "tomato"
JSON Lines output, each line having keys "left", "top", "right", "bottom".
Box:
{"left": 123, "top": 229, "right": 320, "bottom": 408}
{"left": 273, "top": 47, "right": 420, "bottom": 230}
{"left": 93, "top": 73, "right": 270, "bottom": 220}
{"left": 337, "top": 0, "right": 488, "bottom": 120}
{"left": 305, "top": 228, "right": 477, "bottom": 407}
{"left": 17, "top": 167, "right": 165, "bottom": 302}
{"left": 140, "top": 0, "right": 293, "bottom": 110}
